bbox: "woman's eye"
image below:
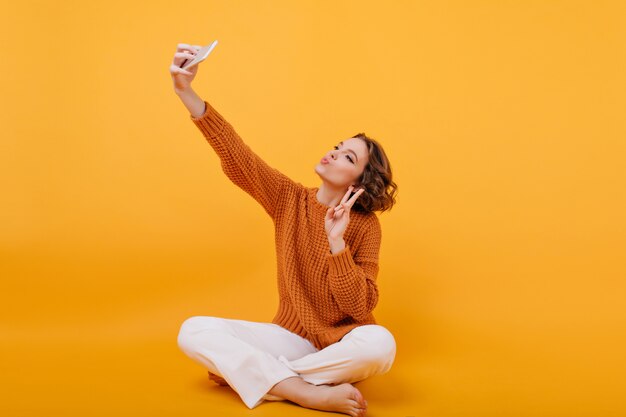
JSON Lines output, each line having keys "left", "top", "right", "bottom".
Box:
{"left": 333, "top": 145, "right": 353, "bottom": 163}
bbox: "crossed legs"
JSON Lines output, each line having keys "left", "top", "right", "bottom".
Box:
{"left": 177, "top": 316, "right": 396, "bottom": 416}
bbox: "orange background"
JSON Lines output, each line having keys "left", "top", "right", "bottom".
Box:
{"left": 1, "top": 1, "right": 625, "bottom": 416}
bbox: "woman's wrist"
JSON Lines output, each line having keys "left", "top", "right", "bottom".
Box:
{"left": 174, "top": 86, "right": 193, "bottom": 96}
{"left": 328, "top": 237, "right": 346, "bottom": 254}
{"left": 175, "top": 87, "right": 206, "bottom": 118}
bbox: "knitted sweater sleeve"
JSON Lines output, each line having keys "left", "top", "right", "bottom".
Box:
{"left": 190, "top": 100, "right": 291, "bottom": 219}
{"left": 326, "top": 214, "right": 381, "bottom": 321}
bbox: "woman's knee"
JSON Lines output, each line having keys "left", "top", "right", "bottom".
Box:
{"left": 350, "top": 325, "right": 397, "bottom": 370}
{"left": 177, "top": 316, "right": 225, "bottom": 351}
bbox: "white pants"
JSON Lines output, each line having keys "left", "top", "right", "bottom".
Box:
{"left": 177, "top": 316, "right": 397, "bottom": 409}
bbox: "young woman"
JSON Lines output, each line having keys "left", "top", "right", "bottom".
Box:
{"left": 170, "top": 43, "right": 398, "bottom": 417}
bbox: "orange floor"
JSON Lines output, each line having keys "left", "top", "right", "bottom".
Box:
{"left": 3, "top": 296, "right": 623, "bottom": 417}
{"left": 2, "top": 245, "right": 622, "bottom": 417}
{"left": 1, "top": 335, "right": 418, "bottom": 417}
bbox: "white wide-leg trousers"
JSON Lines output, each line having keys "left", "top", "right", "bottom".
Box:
{"left": 177, "top": 316, "right": 396, "bottom": 409}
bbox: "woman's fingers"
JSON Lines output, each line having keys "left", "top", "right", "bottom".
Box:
{"left": 346, "top": 188, "right": 365, "bottom": 206}
{"left": 327, "top": 206, "right": 346, "bottom": 222}
{"left": 326, "top": 186, "right": 365, "bottom": 221}
{"left": 176, "top": 43, "right": 201, "bottom": 60}
{"left": 172, "top": 41, "right": 198, "bottom": 70}
{"left": 333, "top": 208, "right": 345, "bottom": 219}
{"left": 175, "top": 52, "right": 196, "bottom": 59}
{"left": 340, "top": 185, "right": 355, "bottom": 205}
{"left": 172, "top": 51, "right": 196, "bottom": 66}
{"left": 339, "top": 185, "right": 365, "bottom": 209}
{"left": 174, "top": 55, "right": 195, "bottom": 69}
{"left": 175, "top": 43, "right": 198, "bottom": 63}
{"left": 170, "top": 63, "right": 193, "bottom": 76}
{"left": 177, "top": 43, "right": 197, "bottom": 53}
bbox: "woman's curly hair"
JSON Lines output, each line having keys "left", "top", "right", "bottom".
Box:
{"left": 350, "top": 132, "right": 398, "bottom": 214}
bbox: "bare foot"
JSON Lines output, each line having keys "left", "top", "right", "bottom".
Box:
{"left": 300, "top": 383, "right": 368, "bottom": 417}
{"left": 208, "top": 371, "right": 229, "bottom": 386}
{"left": 268, "top": 377, "right": 367, "bottom": 416}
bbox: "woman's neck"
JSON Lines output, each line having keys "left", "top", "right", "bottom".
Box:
{"left": 316, "top": 183, "right": 348, "bottom": 207}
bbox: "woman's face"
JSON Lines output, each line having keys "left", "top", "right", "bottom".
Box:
{"left": 315, "top": 137, "right": 369, "bottom": 188}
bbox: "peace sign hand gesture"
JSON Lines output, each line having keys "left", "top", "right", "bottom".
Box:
{"left": 325, "top": 185, "right": 366, "bottom": 241}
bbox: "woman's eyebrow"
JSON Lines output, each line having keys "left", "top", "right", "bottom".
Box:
{"left": 338, "top": 141, "right": 359, "bottom": 163}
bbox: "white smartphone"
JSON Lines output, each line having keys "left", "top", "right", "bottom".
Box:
{"left": 180, "top": 40, "right": 218, "bottom": 70}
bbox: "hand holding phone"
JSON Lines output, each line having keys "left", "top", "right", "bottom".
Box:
{"left": 180, "top": 40, "right": 218, "bottom": 70}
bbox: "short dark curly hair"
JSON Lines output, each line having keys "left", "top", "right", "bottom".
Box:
{"left": 350, "top": 133, "right": 398, "bottom": 214}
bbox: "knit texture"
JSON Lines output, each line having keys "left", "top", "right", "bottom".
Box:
{"left": 190, "top": 100, "right": 382, "bottom": 350}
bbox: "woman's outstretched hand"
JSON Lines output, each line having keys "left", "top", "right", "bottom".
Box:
{"left": 170, "top": 43, "right": 202, "bottom": 94}
{"left": 325, "top": 185, "right": 366, "bottom": 243}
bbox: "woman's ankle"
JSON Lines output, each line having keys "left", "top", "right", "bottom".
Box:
{"left": 268, "top": 376, "right": 318, "bottom": 405}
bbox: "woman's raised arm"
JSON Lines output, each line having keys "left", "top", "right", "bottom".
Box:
{"left": 170, "top": 42, "right": 296, "bottom": 219}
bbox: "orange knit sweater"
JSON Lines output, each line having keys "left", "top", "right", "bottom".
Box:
{"left": 190, "top": 100, "right": 382, "bottom": 350}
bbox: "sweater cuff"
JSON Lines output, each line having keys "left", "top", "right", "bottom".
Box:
{"left": 190, "top": 100, "right": 226, "bottom": 138}
{"left": 327, "top": 245, "right": 356, "bottom": 276}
